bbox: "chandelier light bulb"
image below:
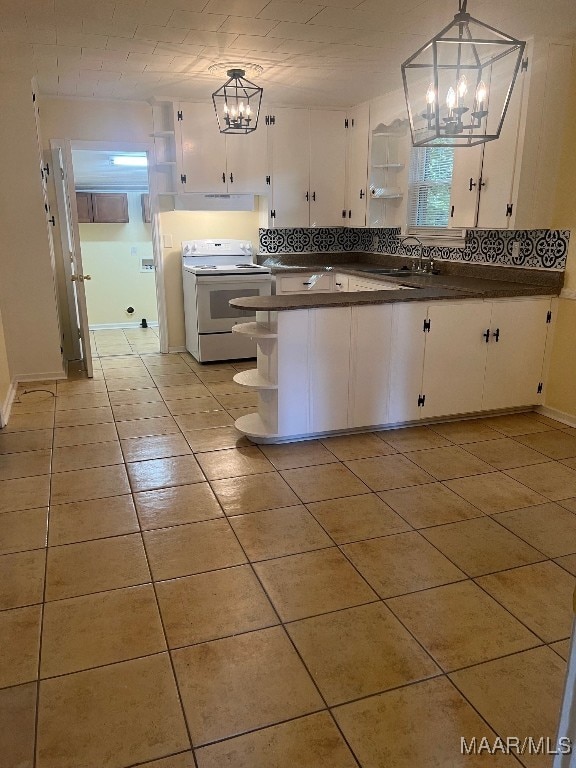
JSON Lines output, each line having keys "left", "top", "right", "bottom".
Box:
{"left": 457, "top": 74, "right": 468, "bottom": 100}
{"left": 426, "top": 83, "right": 436, "bottom": 105}
{"left": 446, "top": 86, "right": 457, "bottom": 112}
{"left": 476, "top": 80, "right": 488, "bottom": 109}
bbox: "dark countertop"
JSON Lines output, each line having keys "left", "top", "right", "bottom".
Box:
{"left": 231, "top": 263, "right": 560, "bottom": 311}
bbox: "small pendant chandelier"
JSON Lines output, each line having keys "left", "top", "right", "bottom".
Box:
{"left": 212, "top": 68, "right": 263, "bottom": 134}
{"left": 401, "top": 0, "right": 525, "bottom": 147}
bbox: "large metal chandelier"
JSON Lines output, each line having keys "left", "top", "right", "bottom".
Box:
{"left": 212, "top": 68, "right": 263, "bottom": 134}
{"left": 401, "top": 0, "right": 525, "bottom": 147}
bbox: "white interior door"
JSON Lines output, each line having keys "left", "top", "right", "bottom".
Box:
{"left": 51, "top": 140, "right": 93, "bottom": 377}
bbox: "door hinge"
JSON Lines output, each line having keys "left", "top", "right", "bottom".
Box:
{"left": 42, "top": 163, "right": 49, "bottom": 177}
{"left": 451, "top": 204, "right": 455, "bottom": 218}
{"left": 348, "top": 210, "right": 352, "bottom": 219}
{"left": 506, "top": 203, "right": 514, "bottom": 217}
{"left": 546, "top": 310, "right": 552, "bottom": 324}
{"left": 351, "top": 118, "right": 355, "bottom": 127}
{"left": 265, "top": 115, "right": 276, "bottom": 126}
{"left": 521, "top": 57, "right": 529, "bottom": 72}
{"left": 418, "top": 394, "right": 426, "bottom": 407}
{"left": 344, "top": 118, "right": 349, "bottom": 128}
{"left": 48, "top": 215, "right": 55, "bottom": 227}
{"left": 32, "top": 92, "right": 36, "bottom": 103}
{"left": 180, "top": 174, "right": 187, "bottom": 184}
{"left": 537, "top": 382, "right": 543, "bottom": 394}
{"left": 270, "top": 209, "right": 276, "bottom": 219}
{"left": 177, "top": 110, "right": 183, "bottom": 121}
{"left": 342, "top": 209, "right": 347, "bottom": 219}
{"left": 44, "top": 203, "right": 49, "bottom": 213}
{"left": 77, "top": 328, "right": 82, "bottom": 340}
{"left": 266, "top": 175, "right": 271, "bottom": 185}
{"left": 423, "top": 318, "right": 431, "bottom": 332}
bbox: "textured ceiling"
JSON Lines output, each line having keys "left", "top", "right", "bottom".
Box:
{"left": 0, "top": 0, "right": 574, "bottom": 106}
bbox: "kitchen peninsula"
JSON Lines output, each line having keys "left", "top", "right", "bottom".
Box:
{"left": 229, "top": 264, "right": 562, "bottom": 442}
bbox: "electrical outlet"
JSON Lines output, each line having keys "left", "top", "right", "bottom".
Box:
{"left": 372, "top": 234, "right": 379, "bottom": 248}
{"left": 511, "top": 240, "right": 520, "bottom": 259}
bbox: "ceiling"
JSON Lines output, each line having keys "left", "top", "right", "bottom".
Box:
{"left": 0, "top": 0, "right": 575, "bottom": 106}
{"left": 72, "top": 149, "right": 149, "bottom": 189}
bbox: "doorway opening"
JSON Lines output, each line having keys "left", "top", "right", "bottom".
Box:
{"left": 71, "top": 148, "right": 160, "bottom": 357}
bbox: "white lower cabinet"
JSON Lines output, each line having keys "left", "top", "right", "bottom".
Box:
{"left": 275, "top": 272, "right": 334, "bottom": 294}
{"left": 349, "top": 305, "right": 393, "bottom": 427}
{"left": 387, "top": 303, "right": 427, "bottom": 424}
{"left": 308, "top": 308, "right": 351, "bottom": 433}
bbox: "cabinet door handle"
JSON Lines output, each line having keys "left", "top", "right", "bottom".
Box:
{"left": 303, "top": 281, "right": 312, "bottom": 285}
{"left": 312, "top": 191, "right": 316, "bottom": 201}
{"left": 360, "top": 189, "right": 365, "bottom": 199}
{"left": 483, "top": 329, "right": 490, "bottom": 343}
{"left": 469, "top": 178, "right": 477, "bottom": 191}
{"left": 479, "top": 178, "right": 486, "bottom": 188}
{"left": 222, "top": 172, "right": 226, "bottom": 183}
{"left": 336, "top": 282, "right": 342, "bottom": 287}
{"left": 305, "top": 191, "right": 309, "bottom": 201}
{"left": 492, "top": 328, "right": 500, "bottom": 342}
{"left": 229, "top": 172, "right": 233, "bottom": 183}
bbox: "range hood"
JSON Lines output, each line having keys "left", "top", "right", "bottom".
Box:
{"left": 174, "top": 194, "right": 256, "bottom": 212}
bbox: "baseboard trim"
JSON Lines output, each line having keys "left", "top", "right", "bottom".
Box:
{"left": 0, "top": 378, "right": 18, "bottom": 428}
{"left": 560, "top": 289, "right": 576, "bottom": 301}
{"left": 16, "top": 371, "right": 68, "bottom": 383}
{"left": 535, "top": 405, "right": 576, "bottom": 428}
{"left": 168, "top": 346, "right": 187, "bottom": 353}
{"left": 89, "top": 322, "right": 159, "bottom": 330}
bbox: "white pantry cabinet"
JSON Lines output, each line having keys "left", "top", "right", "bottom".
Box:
{"left": 345, "top": 102, "right": 370, "bottom": 226}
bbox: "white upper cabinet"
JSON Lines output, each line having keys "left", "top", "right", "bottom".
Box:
{"left": 345, "top": 102, "right": 370, "bottom": 226}
{"left": 176, "top": 102, "right": 268, "bottom": 195}
{"left": 269, "top": 107, "right": 311, "bottom": 228}
{"left": 269, "top": 107, "right": 347, "bottom": 228}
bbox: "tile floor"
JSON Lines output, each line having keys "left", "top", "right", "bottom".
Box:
{"left": 0, "top": 331, "right": 574, "bottom": 768}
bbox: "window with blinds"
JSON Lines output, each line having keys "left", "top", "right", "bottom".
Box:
{"left": 407, "top": 146, "right": 455, "bottom": 228}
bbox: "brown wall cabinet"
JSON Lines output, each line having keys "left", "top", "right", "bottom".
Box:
{"left": 76, "top": 192, "right": 129, "bottom": 223}
{"left": 141, "top": 193, "right": 151, "bottom": 223}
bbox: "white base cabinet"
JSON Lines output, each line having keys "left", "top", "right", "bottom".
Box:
{"left": 232, "top": 296, "right": 554, "bottom": 442}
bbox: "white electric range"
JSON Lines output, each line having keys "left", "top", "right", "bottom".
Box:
{"left": 182, "top": 239, "right": 272, "bottom": 362}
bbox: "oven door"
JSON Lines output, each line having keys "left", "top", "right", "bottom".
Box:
{"left": 195, "top": 275, "right": 272, "bottom": 334}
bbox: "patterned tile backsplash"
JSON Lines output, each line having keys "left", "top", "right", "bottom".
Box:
{"left": 259, "top": 227, "right": 570, "bottom": 271}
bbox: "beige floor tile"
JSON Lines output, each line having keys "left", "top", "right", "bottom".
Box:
{"left": 104, "top": 367, "right": 152, "bottom": 382}
{"left": 215, "top": 392, "right": 260, "bottom": 409}
{"left": 0, "top": 449, "right": 52, "bottom": 481}
{"left": 430, "top": 419, "right": 503, "bottom": 444}
{"left": 0, "top": 683, "right": 37, "bottom": 768}
{"left": 462, "top": 437, "right": 549, "bottom": 470}
{"left": 144, "top": 518, "right": 247, "bottom": 581}
{"left": 11, "top": 401, "right": 54, "bottom": 417}
{"left": 0, "top": 475, "right": 50, "bottom": 514}
{"left": 116, "top": 416, "right": 179, "bottom": 439}
{"left": 195, "top": 711, "right": 358, "bottom": 768}
{"left": 0, "top": 605, "right": 41, "bottom": 688}
{"left": 450, "top": 647, "right": 566, "bottom": 768}
{"left": 562, "top": 456, "right": 576, "bottom": 471}
{"left": 51, "top": 464, "right": 130, "bottom": 505}
{"left": 45, "top": 534, "right": 150, "bottom": 601}
{"left": 343, "top": 531, "right": 466, "bottom": 598}
{"left": 53, "top": 422, "right": 118, "bottom": 448}
{"left": 36, "top": 654, "right": 190, "bottom": 768}
{"left": 333, "top": 676, "right": 517, "bottom": 768}
{"left": 156, "top": 564, "right": 278, "bottom": 648}
{"left": 165, "top": 395, "right": 222, "bottom": 416}
{"left": 144, "top": 362, "right": 195, "bottom": 376}
{"left": 444, "top": 472, "right": 546, "bottom": 514}
{"left": 2, "top": 412, "right": 54, "bottom": 433}
{"left": 513, "top": 429, "right": 576, "bottom": 460}
{"left": 0, "top": 550, "right": 45, "bottom": 610}
{"left": 56, "top": 393, "right": 110, "bottom": 411}
{"left": 152, "top": 374, "right": 201, "bottom": 389}
{"left": 281, "top": 463, "right": 371, "bottom": 503}
{"left": 476, "top": 561, "right": 575, "bottom": 643}
{"left": 112, "top": 402, "right": 171, "bottom": 422}
{"left": 193, "top": 367, "right": 236, "bottom": 383}
{"left": 421, "top": 517, "right": 544, "bottom": 577}
{"left": 505, "top": 461, "right": 576, "bottom": 500}
{"left": 485, "top": 413, "right": 553, "bottom": 436}
{"left": 195, "top": 445, "right": 274, "bottom": 480}
{"left": 41, "top": 584, "right": 166, "bottom": 678}
{"left": 184, "top": 425, "right": 249, "bottom": 452}
{"left": 320, "top": 432, "right": 396, "bottom": 461}
{"left": 135, "top": 482, "right": 223, "bottom": 530}
{"left": 0, "top": 507, "right": 48, "bottom": 554}
{"left": 120, "top": 434, "right": 191, "bottom": 463}
{"left": 101, "top": 356, "right": 147, "bottom": 370}
{"left": 52, "top": 441, "right": 122, "bottom": 473}
{"left": 105, "top": 377, "right": 156, "bottom": 392}
{"left": 158, "top": 384, "right": 211, "bottom": 400}
{"left": 286, "top": 602, "right": 439, "bottom": 705}
{"left": 254, "top": 547, "right": 377, "bottom": 622}
{"left": 230, "top": 505, "right": 333, "bottom": 561}
{"left": 108, "top": 388, "right": 164, "bottom": 406}
{"left": 54, "top": 406, "right": 114, "bottom": 428}
{"left": 205, "top": 380, "right": 247, "bottom": 397}
{"left": 344, "top": 453, "right": 434, "bottom": 492}
{"left": 387, "top": 581, "right": 540, "bottom": 671}
{"left": 172, "top": 626, "right": 323, "bottom": 746}
{"left": 555, "top": 553, "right": 576, "bottom": 575}
{"left": 530, "top": 413, "right": 566, "bottom": 429}
{"left": 380, "top": 425, "right": 452, "bottom": 452}
{"left": 550, "top": 639, "right": 571, "bottom": 660}
{"left": 0, "top": 429, "right": 53, "bottom": 455}
{"left": 48, "top": 495, "right": 139, "bottom": 546}
{"left": 126, "top": 455, "right": 204, "bottom": 493}
{"left": 494, "top": 503, "right": 576, "bottom": 557}
{"left": 226, "top": 406, "right": 256, "bottom": 420}
{"left": 380, "top": 482, "right": 483, "bottom": 528}
{"left": 211, "top": 472, "right": 300, "bottom": 515}
{"left": 56, "top": 380, "right": 107, "bottom": 395}
{"left": 307, "top": 493, "right": 411, "bottom": 543}
{"left": 406, "top": 445, "right": 496, "bottom": 481}
{"left": 260, "top": 440, "right": 340, "bottom": 470}
{"left": 174, "top": 411, "right": 234, "bottom": 431}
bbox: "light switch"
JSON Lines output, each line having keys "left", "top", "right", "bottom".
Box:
{"left": 161, "top": 233, "right": 173, "bottom": 249}
{"left": 511, "top": 241, "right": 520, "bottom": 259}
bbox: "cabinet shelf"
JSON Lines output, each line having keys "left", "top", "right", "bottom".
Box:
{"left": 372, "top": 163, "right": 404, "bottom": 169}
{"left": 155, "top": 161, "right": 177, "bottom": 167}
{"left": 232, "top": 322, "right": 277, "bottom": 339}
{"left": 235, "top": 413, "right": 278, "bottom": 440}
{"left": 233, "top": 370, "right": 278, "bottom": 390}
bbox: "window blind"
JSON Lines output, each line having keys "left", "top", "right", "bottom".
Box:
{"left": 407, "top": 146, "right": 454, "bottom": 228}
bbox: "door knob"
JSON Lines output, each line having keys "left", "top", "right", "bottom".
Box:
{"left": 71, "top": 274, "right": 91, "bottom": 282}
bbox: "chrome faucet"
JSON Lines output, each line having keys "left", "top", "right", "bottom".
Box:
{"left": 399, "top": 235, "right": 433, "bottom": 273}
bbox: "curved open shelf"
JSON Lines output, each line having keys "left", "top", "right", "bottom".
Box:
{"left": 235, "top": 413, "right": 278, "bottom": 440}
{"left": 233, "top": 370, "right": 277, "bottom": 390}
{"left": 232, "top": 322, "right": 277, "bottom": 339}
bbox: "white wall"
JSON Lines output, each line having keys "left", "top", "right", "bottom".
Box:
{"left": 0, "top": 74, "right": 64, "bottom": 382}
{"left": 79, "top": 193, "right": 156, "bottom": 327}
